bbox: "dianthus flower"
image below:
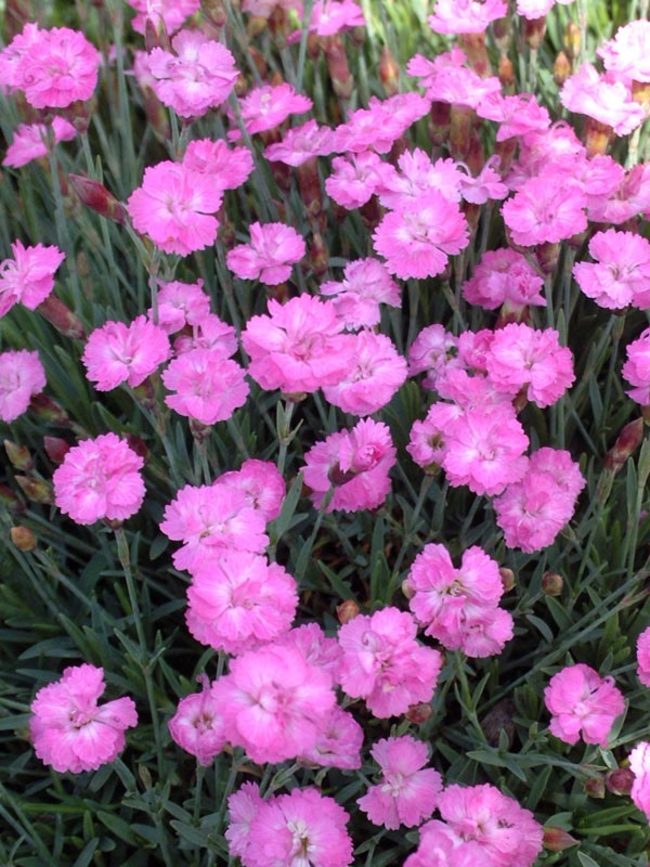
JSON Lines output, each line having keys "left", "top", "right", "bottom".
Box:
{"left": 516, "top": 0, "right": 574, "bottom": 19}
{"left": 3, "top": 118, "right": 77, "bottom": 169}
{"left": 218, "top": 459, "right": 286, "bottom": 522}
{"left": 573, "top": 230, "right": 650, "bottom": 310}
{"left": 322, "top": 331, "right": 407, "bottom": 416}
{"left": 0, "top": 240, "right": 65, "bottom": 317}
{"left": 333, "top": 95, "right": 429, "bottom": 154}
{"left": 226, "top": 782, "right": 264, "bottom": 863}
{"left": 501, "top": 173, "right": 588, "bottom": 246}
{"left": 622, "top": 329, "right": 650, "bottom": 405}
{"left": 458, "top": 157, "right": 508, "bottom": 205}
{"left": 29, "top": 664, "right": 137, "bottom": 773}
{"left": 376, "top": 151, "right": 463, "bottom": 210}
{"left": 82, "top": 316, "right": 170, "bottom": 392}
{"left": 404, "top": 822, "right": 484, "bottom": 867}
{"left": 630, "top": 742, "right": 650, "bottom": 820}
{"left": 325, "top": 152, "right": 387, "bottom": 209}
{"left": 239, "top": 83, "right": 312, "bottom": 135}
{"left": 477, "top": 92, "right": 550, "bottom": 141}
{"left": 358, "top": 736, "right": 442, "bottom": 830}
{"left": 168, "top": 676, "right": 226, "bottom": 766}
{"left": 264, "top": 120, "right": 336, "bottom": 166}
{"left": 428, "top": 0, "right": 506, "bottom": 34}
{"left": 408, "top": 324, "right": 459, "bottom": 390}
{"left": 127, "top": 0, "right": 200, "bottom": 35}
{"left": 243, "top": 0, "right": 303, "bottom": 18}
{"left": 598, "top": 20, "right": 650, "bottom": 84}
{"left": 407, "top": 49, "right": 501, "bottom": 109}
{"left": 281, "top": 623, "right": 343, "bottom": 683}
{"left": 463, "top": 248, "right": 545, "bottom": 311}
{"left": 182, "top": 139, "right": 254, "bottom": 190}
{"left": 146, "top": 30, "right": 238, "bottom": 118}
{"left": 544, "top": 663, "right": 625, "bottom": 747}
{"left": 337, "top": 607, "right": 443, "bottom": 717}
{"left": 436, "top": 784, "right": 544, "bottom": 866}
{"left": 241, "top": 296, "right": 354, "bottom": 395}
{"left": 302, "top": 418, "right": 396, "bottom": 513}
{"left": 186, "top": 551, "right": 298, "bottom": 654}
{"left": 0, "top": 350, "right": 46, "bottom": 423}
{"left": 213, "top": 643, "right": 336, "bottom": 764}
{"left": 373, "top": 193, "right": 469, "bottom": 279}
{"left": 149, "top": 279, "right": 211, "bottom": 334}
{"left": 493, "top": 447, "right": 585, "bottom": 552}
{"left": 407, "top": 403, "right": 460, "bottom": 471}
{"left": 127, "top": 162, "right": 222, "bottom": 256}
{"left": 589, "top": 163, "right": 650, "bottom": 225}
{"left": 301, "top": 705, "right": 363, "bottom": 770}
{"left": 160, "top": 483, "right": 268, "bottom": 574}
{"left": 637, "top": 627, "right": 650, "bottom": 688}
{"left": 319, "top": 258, "right": 400, "bottom": 329}
{"left": 162, "top": 348, "right": 249, "bottom": 425}
{"left": 227, "top": 222, "right": 305, "bottom": 285}
{"left": 173, "top": 313, "right": 238, "bottom": 357}
{"left": 2, "top": 25, "right": 101, "bottom": 108}
{"left": 308, "top": 0, "right": 365, "bottom": 36}
{"left": 560, "top": 63, "right": 645, "bottom": 136}
{"left": 53, "top": 434, "right": 145, "bottom": 525}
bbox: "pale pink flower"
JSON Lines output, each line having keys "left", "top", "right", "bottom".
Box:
{"left": 301, "top": 706, "right": 363, "bottom": 770}
{"left": 463, "top": 248, "right": 545, "bottom": 311}
{"left": 173, "top": 313, "right": 238, "bottom": 357}
{"left": 477, "top": 92, "right": 550, "bottom": 141}
{"left": 0, "top": 240, "right": 65, "bottom": 317}
{"left": 226, "top": 782, "right": 264, "bottom": 863}
{"left": 517, "top": 0, "right": 574, "bottom": 19}
{"left": 162, "top": 348, "right": 249, "bottom": 425}
{"left": 168, "top": 677, "right": 226, "bottom": 766}
{"left": 128, "top": 0, "right": 201, "bottom": 35}
{"left": 218, "top": 459, "right": 286, "bottom": 522}
{"left": 308, "top": 0, "right": 365, "bottom": 36}
{"left": 591, "top": 163, "right": 650, "bottom": 225}
{"left": 406, "top": 403, "right": 459, "bottom": 470}
{"left": 337, "top": 607, "right": 443, "bottom": 718}
{"left": 405, "top": 822, "right": 484, "bottom": 867}
{"left": 573, "top": 230, "right": 650, "bottom": 310}
{"left": 376, "top": 151, "right": 463, "bottom": 210}
{"left": 241, "top": 296, "right": 355, "bottom": 395}
{"left": 408, "top": 49, "right": 501, "bottom": 109}
{"left": 598, "top": 20, "right": 650, "bottom": 84}
{"left": 408, "top": 324, "right": 459, "bottom": 389}
{"left": 428, "top": 0, "right": 506, "bottom": 34}
{"left": 240, "top": 83, "right": 312, "bottom": 135}
{"left": 333, "top": 95, "right": 429, "bottom": 154}
{"left": 319, "top": 258, "right": 400, "bottom": 329}
{"left": 243, "top": 0, "right": 303, "bottom": 17}
{"left": 545, "top": 663, "right": 625, "bottom": 747}
{"left": 0, "top": 22, "right": 41, "bottom": 92}
{"left": 458, "top": 157, "right": 508, "bottom": 205}
{"left": 560, "top": 63, "right": 645, "bottom": 136}
{"left": 29, "top": 664, "right": 137, "bottom": 773}
{"left": 213, "top": 643, "right": 336, "bottom": 764}
{"left": 637, "top": 627, "right": 650, "bottom": 688}
{"left": 322, "top": 331, "right": 407, "bottom": 416}
{"left": 227, "top": 222, "right": 305, "bottom": 285}
{"left": 182, "top": 139, "right": 254, "bottom": 190}
{"left": 0, "top": 350, "right": 46, "bottom": 423}
{"left": 630, "top": 742, "right": 650, "bottom": 820}
{"left": 82, "top": 316, "right": 170, "bottom": 392}
{"left": 53, "top": 434, "right": 145, "bottom": 526}
{"left": 264, "top": 120, "right": 336, "bottom": 166}
{"left": 358, "top": 736, "right": 442, "bottom": 830}
{"left": 3, "top": 117, "right": 77, "bottom": 169}
{"left": 325, "top": 151, "right": 386, "bottom": 209}
{"left": 623, "top": 329, "right": 650, "bottom": 405}
{"left": 149, "top": 279, "right": 211, "bottom": 334}
{"left": 502, "top": 174, "right": 587, "bottom": 246}
{"left": 302, "top": 418, "right": 396, "bottom": 513}
{"left": 127, "top": 161, "right": 222, "bottom": 256}
{"left": 280, "top": 623, "right": 343, "bottom": 683}
{"left": 147, "top": 30, "right": 238, "bottom": 118}
{"left": 373, "top": 193, "right": 469, "bottom": 279}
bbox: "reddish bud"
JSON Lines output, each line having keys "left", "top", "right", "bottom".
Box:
{"left": 336, "top": 600, "right": 360, "bottom": 625}
{"left": 69, "top": 174, "right": 127, "bottom": 224}
{"left": 144, "top": 14, "right": 171, "bottom": 51}
{"left": 499, "top": 567, "right": 516, "bottom": 592}
{"left": 524, "top": 16, "right": 546, "bottom": 50}
{"left": 15, "top": 475, "right": 54, "bottom": 504}
{"left": 584, "top": 776, "right": 606, "bottom": 799}
{"left": 5, "top": 0, "right": 34, "bottom": 40}
{"left": 458, "top": 32, "right": 491, "bottom": 78}
{"left": 126, "top": 435, "right": 150, "bottom": 462}
{"left": 36, "top": 296, "right": 85, "bottom": 340}
{"left": 542, "top": 572, "right": 563, "bottom": 596}
{"left": 307, "top": 232, "right": 329, "bottom": 277}
{"left": 44, "top": 436, "right": 71, "bottom": 465}
{"left": 324, "top": 37, "right": 354, "bottom": 99}
{"left": 406, "top": 703, "right": 432, "bottom": 725}
{"left": 553, "top": 51, "right": 572, "bottom": 87}
{"left": 604, "top": 418, "right": 644, "bottom": 473}
{"left": 498, "top": 55, "right": 515, "bottom": 91}
{"left": 10, "top": 525, "right": 37, "bottom": 552}
{"left": 535, "top": 242, "right": 560, "bottom": 275}
{"left": 0, "top": 484, "right": 25, "bottom": 514}
{"left": 202, "top": 0, "right": 227, "bottom": 28}
{"left": 4, "top": 440, "right": 33, "bottom": 472}
{"left": 543, "top": 827, "right": 578, "bottom": 852}
{"left": 30, "top": 394, "right": 71, "bottom": 427}
{"left": 379, "top": 46, "right": 400, "bottom": 96}
{"left": 606, "top": 768, "right": 635, "bottom": 796}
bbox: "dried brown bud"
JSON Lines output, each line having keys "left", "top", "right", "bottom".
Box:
{"left": 336, "top": 600, "right": 360, "bottom": 625}
{"left": 604, "top": 418, "right": 644, "bottom": 473}
{"left": 401, "top": 578, "right": 415, "bottom": 600}
{"left": 481, "top": 698, "right": 515, "bottom": 748}
{"left": 4, "top": 440, "right": 33, "bottom": 472}
{"left": 498, "top": 55, "right": 515, "bottom": 90}
{"left": 606, "top": 768, "right": 635, "bottom": 796}
{"left": 542, "top": 572, "right": 563, "bottom": 596}
{"left": 499, "top": 567, "right": 516, "bottom": 593}
{"left": 584, "top": 776, "right": 606, "bottom": 799}
{"left": 584, "top": 117, "right": 614, "bottom": 157}
{"left": 69, "top": 174, "right": 127, "bottom": 224}
{"left": 406, "top": 703, "right": 432, "bottom": 724}
{"left": 553, "top": 51, "right": 572, "bottom": 87}
{"left": 543, "top": 826, "right": 578, "bottom": 852}
{"left": 15, "top": 475, "right": 53, "bottom": 505}
{"left": 10, "top": 525, "right": 37, "bottom": 552}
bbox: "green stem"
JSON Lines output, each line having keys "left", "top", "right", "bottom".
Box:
{"left": 277, "top": 399, "right": 297, "bottom": 475}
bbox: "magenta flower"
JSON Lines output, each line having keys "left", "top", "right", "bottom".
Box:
{"left": 463, "top": 248, "right": 545, "bottom": 311}
{"left": 218, "top": 459, "right": 285, "bottom": 523}
{"left": 333, "top": 95, "right": 429, "bottom": 154}
{"left": 319, "top": 258, "right": 400, "bottom": 329}
{"left": 598, "top": 20, "right": 650, "bottom": 84}
{"left": 517, "top": 0, "right": 574, "bottom": 18}
{"left": 477, "top": 92, "right": 550, "bottom": 141}
{"left": 407, "top": 403, "right": 460, "bottom": 471}
{"left": 301, "top": 705, "right": 363, "bottom": 770}
{"left": 0, "top": 240, "right": 65, "bottom": 318}
{"left": 3, "top": 118, "right": 77, "bottom": 169}
{"left": 428, "top": 0, "right": 507, "bottom": 34}
{"left": 127, "top": 161, "right": 223, "bottom": 256}
{"left": 264, "top": 120, "right": 336, "bottom": 166}
{"left": 150, "top": 279, "right": 211, "bottom": 334}
{"left": 376, "top": 150, "right": 463, "bottom": 210}
{"left": 458, "top": 157, "right": 508, "bottom": 205}
{"left": 227, "top": 222, "right": 305, "bottom": 285}
{"left": 623, "top": 328, "right": 650, "bottom": 405}
{"left": 29, "top": 664, "right": 137, "bottom": 773}
{"left": 162, "top": 348, "right": 249, "bottom": 425}
{"left": 82, "top": 316, "right": 170, "bottom": 392}
{"left": 243, "top": 0, "right": 303, "bottom": 17}
{"left": 325, "top": 151, "right": 387, "bottom": 209}
{"left": 408, "top": 324, "right": 459, "bottom": 390}
{"left": 239, "top": 83, "right": 312, "bottom": 135}
{"left": 168, "top": 677, "right": 226, "bottom": 766}
{"left": 637, "top": 627, "right": 650, "bottom": 688}
{"left": 408, "top": 48, "right": 501, "bottom": 109}
{"left": 545, "top": 663, "right": 625, "bottom": 747}
{"left": 173, "top": 313, "right": 237, "bottom": 357}
{"left": 182, "top": 139, "right": 254, "bottom": 190}
{"left": 358, "top": 736, "right": 442, "bottom": 830}
{"left": 308, "top": 0, "right": 365, "bottom": 36}
{"left": 630, "top": 743, "right": 650, "bottom": 821}
{"left": 502, "top": 174, "right": 587, "bottom": 246}
{"left": 282, "top": 623, "right": 343, "bottom": 683}
{"left": 127, "top": 0, "right": 200, "bottom": 35}
{"left": 405, "top": 823, "right": 483, "bottom": 867}
{"left": 573, "top": 229, "right": 650, "bottom": 310}
{"left": 560, "top": 63, "right": 645, "bottom": 136}
{"left": 0, "top": 349, "right": 46, "bottom": 423}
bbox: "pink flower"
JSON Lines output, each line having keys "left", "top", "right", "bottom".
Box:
{"left": 0, "top": 350, "right": 46, "bottom": 423}
{"left": 264, "top": 120, "right": 336, "bottom": 166}
{"left": 637, "top": 627, "right": 650, "bottom": 688}
{"left": 630, "top": 742, "right": 650, "bottom": 820}
{"left": 3, "top": 25, "right": 100, "bottom": 108}
{"left": 281, "top": 623, "right": 343, "bottom": 683}
{"left": 463, "top": 248, "right": 545, "bottom": 311}
{"left": 477, "top": 92, "right": 550, "bottom": 141}
{"left": 428, "top": 0, "right": 507, "bottom": 34}
{"left": 407, "top": 403, "right": 459, "bottom": 471}
{"left": 213, "top": 643, "right": 336, "bottom": 764}
{"left": 302, "top": 418, "right": 396, "bottom": 513}
{"left": 243, "top": 0, "right": 303, "bottom": 17}
{"left": 161, "top": 483, "right": 269, "bottom": 574}
{"left": 337, "top": 607, "right": 443, "bottom": 718}
{"left": 517, "top": 0, "right": 573, "bottom": 18}
{"left": 405, "top": 822, "right": 484, "bottom": 867}
{"left": 241, "top": 296, "right": 354, "bottom": 394}
{"left": 226, "top": 782, "right": 264, "bottom": 863}
{"left": 376, "top": 151, "right": 463, "bottom": 210}
{"left": 301, "top": 705, "right": 363, "bottom": 770}
{"left": 373, "top": 193, "right": 469, "bottom": 279}
{"left": 320, "top": 258, "right": 400, "bottom": 330}
{"left": 560, "top": 63, "right": 645, "bottom": 136}
{"left": 502, "top": 174, "right": 587, "bottom": 246}
{"left": 322, "top": 331, "right": 407, "bottom": 416}
{"left": 82, "top": 316, "right": 170, "bottom": 391}
{"left": 408, "top": 49, "right": 501, "bottom": 109}
{"left": 218, "top": 459, "right": 286, "bottom": 522}
{"left": 0, "top": 240, "right": 65, "bottom": 317}
{"left": 3, "top": 117, "right": 77, "bottom": 169}
{"left": 182, "top": 139, "right": 254, "bottom": 190}
{"left": 168, "top": 677, "right": 226, "bottom": 766}
{"left": 29, "top": 664, "right": 137, "bottom": 773}
{"left": 186, "top": 551, "right": 298, "bottom": 654}
{"left": 333, "top": 95, "right": 429, "bottom": 154}
{"left": 127, "top": 0, "right": 201, "bottom": 35}
{"left": 162, "top": 348, "right": 249, "bottom": 425}
{"left": 623, "top": 328, "right": 650, "bottom": 405}
{"left": 544, "top": 663, "right": 625, "bottom": 747}
{"left": 239, "top": 83, "right": 312, "bottom": 135}
{"left": 127, "top": 161, "right": 223, "bottom": 256}
{"left": 408, "top": 324, "right": 459, "bottom": 388}
{"left": 458, "top": 157, "right": 508, "bottom": 205}
{"left": 460, "top": 607, "right": 515, "bottom": 658}
{"left": 227, "top": 222, "right": 305, "bottom": 285}
{"left": 573, "top": 230, "right": 650, "bottom": 310}
{"left": 173, "top": 313, "right": 237, "bottom": 357}
{"left": 147, "top": 30, "right": 238, "bottom": 118}
{"left": 150, "top": 279, "right": 211, "bottom": 334}
{"left": 53, "top": 434, "right": 145, "bottom": 526}
{"left": 598, "top": 20, "right": 650, "bottom": 84}
{"left": 308, "top": 0, "right": 365, "bottom": 36}
{"left": 358, "top": 736, "right": 442, "bottom": 830}
{"left": 325, "top": 151, "right": 386, "bottom": 209}
{"left": 0, "top": 22, "right": 41, "bottom": 92}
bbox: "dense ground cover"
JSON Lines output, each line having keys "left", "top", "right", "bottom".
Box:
{"left": 2, "top": 0, "right": 650, "bottom": 864}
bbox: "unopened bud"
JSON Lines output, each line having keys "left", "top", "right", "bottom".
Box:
{"left": 524, "top": 16, "right": 546, "bottom": 50}
{"left": 584, "top": 776, "right": 606, "bottom": 799}
{"left": 606, "top": 768, "right": 635, "bottom": 796}
{"left": 402, "top": 579, "right": 415, "bottom": 600}
{"left": 36, "top": 296, "right": 85, "bottom": 340}
{"left": 126, "top": 435, "right": 149, "bottom": 462}
{"left": 564, "top": 21, "right": 581, "bottom": 60}
{"left": 553, "top": 51, "right": 572, "bottom": 87}
{"left": 144, "top": 14, "right": 171, "bottom": 51}
{"left": 535, "top": 241, "right": 560, "bottom": 275}
{"left": 499, "top": 567, "right": 516, "bottom": 592}
{"left": 138, "top": 763, "right": 153, "bottom": 789}
{"left": 336, "top": 600, "right": 360, "bottom": 624}
{"left": 542, "top": 572, "right": 563, "bottom": 596}
{"left": 69, "top": 174, "right": 127, "bottom": 224}
{"left": 379, "top": 46, "right": 400, "bottom": 95}
{"left": 584, "top": 117, "right": 614, "bottom": 158}
{"left": 30, "top": 394, "right": 71, "bottom": 427}
{"left": 15, "top": 475, "right": 53, "bottom": 504}
{"left": 44, "top": 436, "right": 71, "bottom": 465}
{"left": 4, "top": 440, "right": 33, "bottom": 471}
{"left": 406, "top": 703, "right": 432, "bottom": 724}
{"left": 604, "top": 418, "right": 644, "bottom": 473}
{"left": 324, "top": 36, "right": 354, "bottom": 99}
{"left": 308, "top": 232, "right": 329, "bottom": 277}
{"left": 543, "top": 827, "right": 578, "bottom": 852}
{"left": 0, "top": 484, "right": 25, "bottom": 514}
{"left": 201, "top": 0, "right": 227, "bottom": 28}
{"left": 5, "top": 0, "right": 34, "bottom": 40}
{"left": 10, "top": 525, "right": 36, "bottom": 552}
{"left": 498, "top": 55, "right": 515, "bottom": 90}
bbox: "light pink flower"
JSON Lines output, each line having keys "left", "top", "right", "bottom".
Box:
{"left": 281, "top": 623, "right": 343, "bottom": 683}
{"left": 358, "top": 736, "right": 442, "bottom": 830}
{"left": 517, "top": 0, "right": 574, "bottom": 18}
{"left": 623, "top": 328, "right": 650, "bottom": 405}
{"left": 463, "top": 248, "right": 545, "bottom": 311}
{"left": 320, "top": 258, "right": 400, "bottom": 329}
{"left": 477, "top": 92, "right": 550, "bottom": 141}
{"left": 173, "top": 313, "right": 238, "bottom": 357}
{"left": 598, "top": 20, "right": 650, "bottom": 84}
{"left": 149, "top": 279, "right": 211, "bottom": 334}
{"left": 560, "top": 63, "right": 645, "bottom": 136}
{"left": 182, "top": 139, "right": 254, "bottom": 190}
{"left": 226, "top": 782, "right": 264, "bottom": 863}
{"left": 218, "top": 459, "right": 286, "bottom": 522}
{"left": 407, "top": 403, "right": 460, "bottom": 471}
{"left": 0, "top": 350, "right": 46, "bottom": 423}
{"left": 301, "top": 705, "right": 363, "bottom": 770}
{"left": 428, "top": 0, "right": 506, "bottom": 34}
{"left": 227, "top": 222, "right": 305, "bottom": 285}
{"left": 264, "top": 120, "right": 336, "bottom": 166}
{"left": 127, "top": 161, "right": 222, "bottom": 256}
{"left": 333, "top": 94, "right": 429, "bottom": 154}
{"left": 29, "top": 664, "right": 137, "bottom": 773}
{"left": 325, "top": 151, "right": 387, "bottom": 209}
{"left": 0, "top": 22, "right": 41, "bottom": 92}
{"left": 630, "top": 742, "right": 650, "bottom": 820}
{"left": 53, "top": 434, "right": 145, "bottom": 526}
{"left": 337, "top": 607, "right": 443, "bottom": 718}
{"left": 573, "top": 230, "right": 650, "bottom": 310}
{"left": 0, "top": 240, "right": 65, "bottom": 317}
{"left": 162, "top": 348, "right": 249, "bottom": 425}
{"left": 241, "top": 296, "right": 355, "bottom": 395}
{"left": 637, "top": 627, "right": 650, "bottom": 688}
{"left": 408, "top": 324, "right": 459, "bottom": 389}
{"left": 302, "top": 418, "right": 396, "bottom": 513}
{"left": 127, "top": 0, "right": 201, "bottom": 35}
{"left": 82, "top": 316, "right": 170, "bottom": 391}
{"left": 3, "top": 117, "right": 77, "bottom": 169}
{"left": 376, "top": 151, "right": 463, "bottom": 210}
{"left": 458, "top": 157, "right": 508, "bottom": 205}
{"left": 308, "top": 0, "right": 365, "bottom": 36}
{"left": 239, "top": 83, "right": 312, "bottom": 135}
{"left": 502, "top": 174, "right": 587, "bottom": 246}
{"left": 545, "top": 663, "right": 625, "bottom": 747}
{"left": 408, "top": 49, "right": 501, "bottom": 109}
{"left": 147, "top": 30, "right": 238, "bottom": 118}
{"left": 405, "top": 822, "right": 484, "bottom": 867}
{"left": 168, "top": 677, "right": 226, "bottom": 766}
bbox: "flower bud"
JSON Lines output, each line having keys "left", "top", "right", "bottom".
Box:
{"left": 4, "top": 440, "right": 33, "bottom": 472}
{"left": 498, "top": 55, "right": 515, "bottom": 91}
{"left": 0, "top": 484, "right": 25, "bottom": 514}
{"left": 202, "top": 0, "right": 227, "bottom": 28}
{"left": 535, "top": 242, "right": 560, "bottom": 275}
{"left": 144, "top": 14, "right": 171, "bottom": 51}
{"left": 379, "top": 46, "right": 400, "bottom": 96}
{"left": 44, "top": 436, "right": 71, "bottom": 465}
{"left": 36, "top": 296, "right": 85, "bottom": 340}
{"left": 584, "top": 118, "right": 614, "bottom": 158}
{"left": 30, "top": 394, "right": 71, "bottom": 427}
{"left": 543, "top": 826, "right": 578, "bottom": 852}
{"left": 5, "top": 0, "right": 33, "bottom": 39}
{"left": 606, "top": 768, "right": 635, "bottom": 796}
{"left": 308, "top": 232, "right": 329, "bottom": 277}
{"left": 10, "top": 525, "right": 37, "bottom": 552}
{"left": 564, "top": 21, "right": 581, "bottom": 60}
{"left": 499, "top": 567, "right": 516, "bottom": 592}
{"left": 604, "top": 418, "right": 644, "bottom": 473}
{"left": 15, "top": 475, "right": 54, "bottom": 504}
{"left": 553, "top": 51, "right": 572, "bottom": 87}
{"left": 336, "top": 600, "right": 360, "bottom": 625}
{"left": 542, "top": 572, "right": 563, "bottom": 596}
{"left": 401, "top": 579, "right": 415, "bottom": 600}
{"left": 69, "top": 174, "right": 127, "bottom": 224}
{"left": 406, "top": 703, "right": 432, "bottom": 725}
{"left": 324, "top": 37, "right": 354, "bottom": 99}
{"left": 584, "top": 776, "right": 606, "bottom": 799}
{"left": 524, "top": 17, "right": 546, "bottom": 50}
